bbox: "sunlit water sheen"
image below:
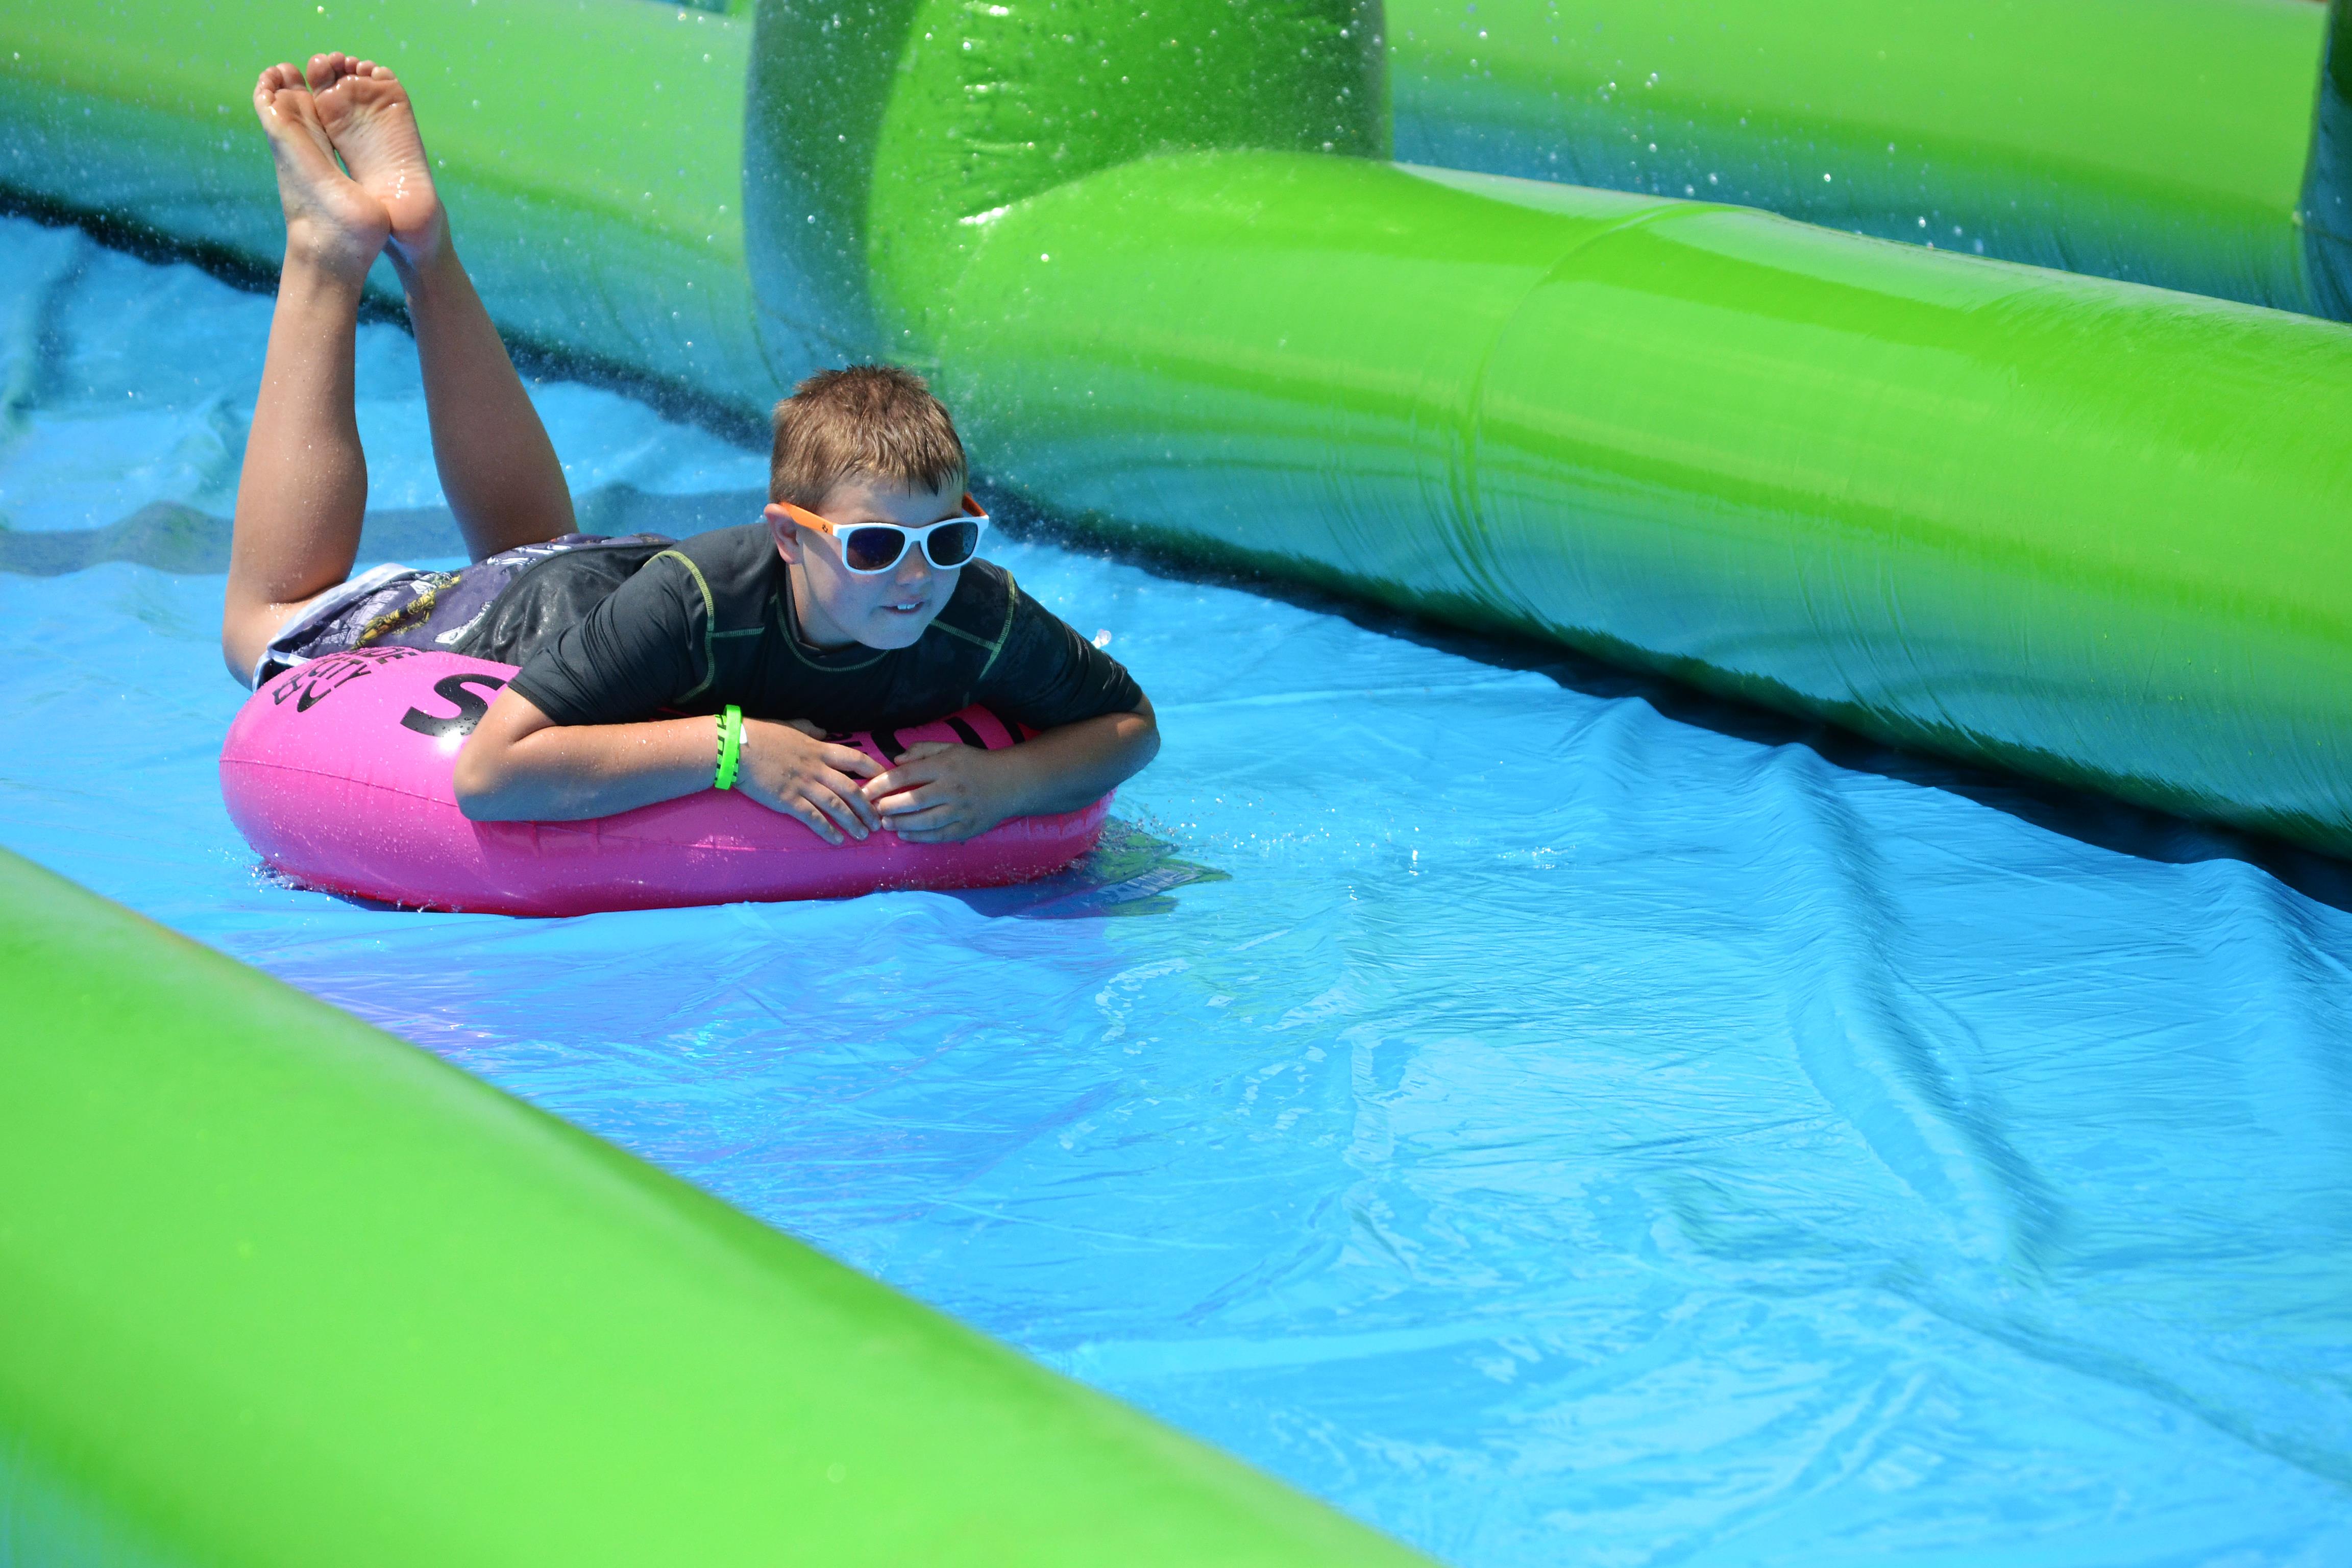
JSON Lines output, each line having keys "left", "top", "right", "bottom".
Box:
{"left": 5, "top": 214, "right": 2348, "bottom": 1565}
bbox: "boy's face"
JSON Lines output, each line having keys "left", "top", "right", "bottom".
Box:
{"left": 767, "top": 476, "right": 966, "bottom": 651}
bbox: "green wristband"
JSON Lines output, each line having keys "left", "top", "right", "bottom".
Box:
{"left": 713, "top": 705, "right": 744, "bottom": 791}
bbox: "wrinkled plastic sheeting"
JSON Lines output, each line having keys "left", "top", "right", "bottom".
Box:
{"left": 4, "top": 216, "right": 2350, "bottom": 1565}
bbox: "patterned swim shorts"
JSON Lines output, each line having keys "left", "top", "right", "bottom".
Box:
{"left": 248, "top": 534, "right": 654, "bottom": 689}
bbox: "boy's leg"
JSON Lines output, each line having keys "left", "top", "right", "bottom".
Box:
{"left": 305, "top": 55, "right": 576, "bottom": 564}
{"left": 223, "top": 65, "right": 391, "bottom": 681}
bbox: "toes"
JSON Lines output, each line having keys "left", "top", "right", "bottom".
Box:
{"left": 304, "top": 51, "right": 357, "bottom": 93}
{"left": 302, "top": 52, "right": 403, "bottom": 113}
{"left": 253, "top": 65, "right": 311, "bottom": 125}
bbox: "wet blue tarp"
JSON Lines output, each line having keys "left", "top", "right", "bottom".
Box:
{"left": 4, "top": 212, "right": 2349, "bottom": 1565}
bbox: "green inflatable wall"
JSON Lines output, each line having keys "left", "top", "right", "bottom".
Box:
{"left": 1388, "top": 0, "right": 2352, "bottom": 318}
{"left": 745, "top": 0, "right": 2352, "bottom": 856}
{"left": 0, "top": 848, "right": 1427, "bottom": 1565}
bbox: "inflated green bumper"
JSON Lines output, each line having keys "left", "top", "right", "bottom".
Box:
{"left": 922, "top": 154, "right": 2352, "bottom": 852}
{"left": 758, "top": 0, "right": 2352, "bottom": 855}
{"left": 0, "top": 849, "right": 1427, "bottom": 1565}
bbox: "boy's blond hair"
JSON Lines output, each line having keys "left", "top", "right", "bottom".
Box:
{"left": 769, "top": 364, "right": 968, "bottom": 509}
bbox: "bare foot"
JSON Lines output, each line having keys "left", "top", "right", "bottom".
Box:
{"left": 305, "top": 54, "right": 446, "bottom": 266}
{"left": 251, "top": 63, "right": 388, "bottom": 279}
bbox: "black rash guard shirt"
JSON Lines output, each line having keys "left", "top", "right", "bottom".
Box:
{"left": 504, "top": 524, "right": 1142, "bottom": 734}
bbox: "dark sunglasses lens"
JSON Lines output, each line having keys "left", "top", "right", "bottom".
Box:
{"left": 842, "top": 527, "right": 908, "bottom": 572}
{"left": 925, "top": 521, "right": 981, "bottom": 568}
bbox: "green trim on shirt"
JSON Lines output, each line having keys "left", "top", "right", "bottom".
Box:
{"left": 926, "top": 568, "right": 1018, "bottom": 685}
{"left": 656, "top": 548, "right": 720, "bottom": 703}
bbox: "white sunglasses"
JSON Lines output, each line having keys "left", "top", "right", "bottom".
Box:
{"left": 779, "top": 494, "right": 991, "bottom": 575}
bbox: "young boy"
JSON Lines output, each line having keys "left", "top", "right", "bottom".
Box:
{"left": 227, "top": 54, "right": 1156, "bottom": 846}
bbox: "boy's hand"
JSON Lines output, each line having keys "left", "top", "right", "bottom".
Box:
{"left": 863, "top": 741, "right": 1022, "bottom": 843}
{"left": 738, "top": 718, "right": 884, "bottom": 844}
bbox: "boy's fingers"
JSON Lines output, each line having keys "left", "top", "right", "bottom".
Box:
{"left": 813, "top": 791, "right": 871, "bottom": 842}
{"left": 821, "top": 742, "right": 883, "bottom": 779}
{"left": 867, "top": 749, "right": 969, "bottom": 797}
{"left": 806, "top": 776, "right": 877, "bottom": 838}
{"left": 873, "top": 783, "right": 943, "bottom": 817}
{"left": 822, "top": 770, "right": 882, "bottom": 828}
{"left": 863, "top": 748, "right": 954, "bottom": 799}
{"left": 756, "top": 775, "right": 868, "bottom": 843}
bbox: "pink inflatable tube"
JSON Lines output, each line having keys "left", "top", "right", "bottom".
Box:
{"left": 220, "top": 647, "right": 1110, "bottom": 916}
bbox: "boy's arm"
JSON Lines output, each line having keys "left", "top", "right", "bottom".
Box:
{"left": 453, "top": 688, "right": 884, "bottom": 843}
{"left": 860, "top": 694, "right": 1159, "bottom": 844}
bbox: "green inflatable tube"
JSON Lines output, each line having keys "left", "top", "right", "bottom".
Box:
{"left": 1386, "top": 0, "right": 2352, "bottom": 318}
{"left": 0, "top": 848, "right": 1427, "bottom": 1566}
{"left": 747, "top": 0, "right": 2352, "bottom": 856}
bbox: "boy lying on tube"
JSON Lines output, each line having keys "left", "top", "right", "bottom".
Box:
{"left": 222, "top": 54, "right": 1157, "bottom": 844}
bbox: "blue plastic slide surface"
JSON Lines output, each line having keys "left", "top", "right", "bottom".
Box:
{"left": 4, "top": 215, "right": 2349, "bottom": 1564}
